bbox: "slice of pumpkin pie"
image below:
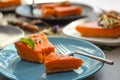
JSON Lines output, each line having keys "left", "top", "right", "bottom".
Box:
{"left": 76, "top": 21, "right": 120, "bottom": 38}
{"left": 44, "top": 52, "right": 84, "bottom": 74}
{"left": 76, "top": 11, "right": 120, "bottom": 38}
{"left": 15, "top": 33, "right": 55, "bottom": 63}
{"left": 0, "top": 0, "right": 21, "bottom": 8}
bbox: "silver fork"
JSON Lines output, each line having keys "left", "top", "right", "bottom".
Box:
{"left": 56, "top": 44, "right": 114, "bottom": 65}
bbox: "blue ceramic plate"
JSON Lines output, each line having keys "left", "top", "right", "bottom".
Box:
{"left": 0, "top": 37, "right": 104, "bottom": 80}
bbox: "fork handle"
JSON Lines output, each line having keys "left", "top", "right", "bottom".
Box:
{"left": 74, "top": 52, "right": 114, "bottom": 65}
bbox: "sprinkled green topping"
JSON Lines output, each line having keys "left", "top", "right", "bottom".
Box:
{"left": 99, "top": 11, "right": 120, "bottom": 28}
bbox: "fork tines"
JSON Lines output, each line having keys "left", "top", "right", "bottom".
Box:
{"left": 55, "top": 44, "right": 71, "bottom": 55}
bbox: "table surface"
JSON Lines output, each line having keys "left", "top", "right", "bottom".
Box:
{"left": 0, "top": 0, "right": 120, "bottom": 80}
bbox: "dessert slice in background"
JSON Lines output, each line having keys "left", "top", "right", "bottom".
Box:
{"left": 42, "top": 8, "right": 55, "bottom": 18}
{"left": 38, "top": 1, "right": 82, "bottom": 18}
{"left": 76, "top": 22, "right": 120, "bottom": 38}
{"left": 76, "top": 11, "right": 120, "bottom": 38}
{"left": 38, "top": 1, "right": 71, "bottom": 9}
{"left": 15, "top": 33, "right": 55, "bottom": 63}
{"left": 38, "top": 3, "right": 57, "bottom": 9}
{"left": 0, "top": 0, "right": 21, "bottom": 8}
{"left": 54, "top": 6, "right": 82, "bottom": 18}
{"left": 44, "top": 52, "right": 84, "bottom": 74}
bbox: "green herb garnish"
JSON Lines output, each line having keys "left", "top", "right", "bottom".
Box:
{"left": 21, "top": 38, "right": 35, "bottom": 49}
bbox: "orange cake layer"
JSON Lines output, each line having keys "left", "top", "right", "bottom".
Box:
{"left": 15, "top": 33, "right": 55, "bottom": 63}
{"left": 0, "top": 0, "right": 21, "bottom": 8}
{"left": 39, "top": 1, "right": 72, "bottom": 18}
{"left": 44, "top": 52, "right": 84, "bottom": 73}
{"left": 38, "top": 1, "right": 71, "bottom": 9}
{"left": 54, "top": 6, "right": 82, "bottom": 17}
{"left": 76, "top": 22, "right": 120, "bottom": 38}
{"left": 38, "top": 3, "right": 56, "bottom": 9}
{"left": 42, "top": 8, "right": 55, "bottom": 18}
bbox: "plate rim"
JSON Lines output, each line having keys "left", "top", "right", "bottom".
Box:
{"left": 0, "top": 36, "right": 105, "bottom": 80}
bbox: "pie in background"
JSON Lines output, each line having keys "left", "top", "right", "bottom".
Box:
{"left": 0, "top": 0, "right": 21, "bottom": 8}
